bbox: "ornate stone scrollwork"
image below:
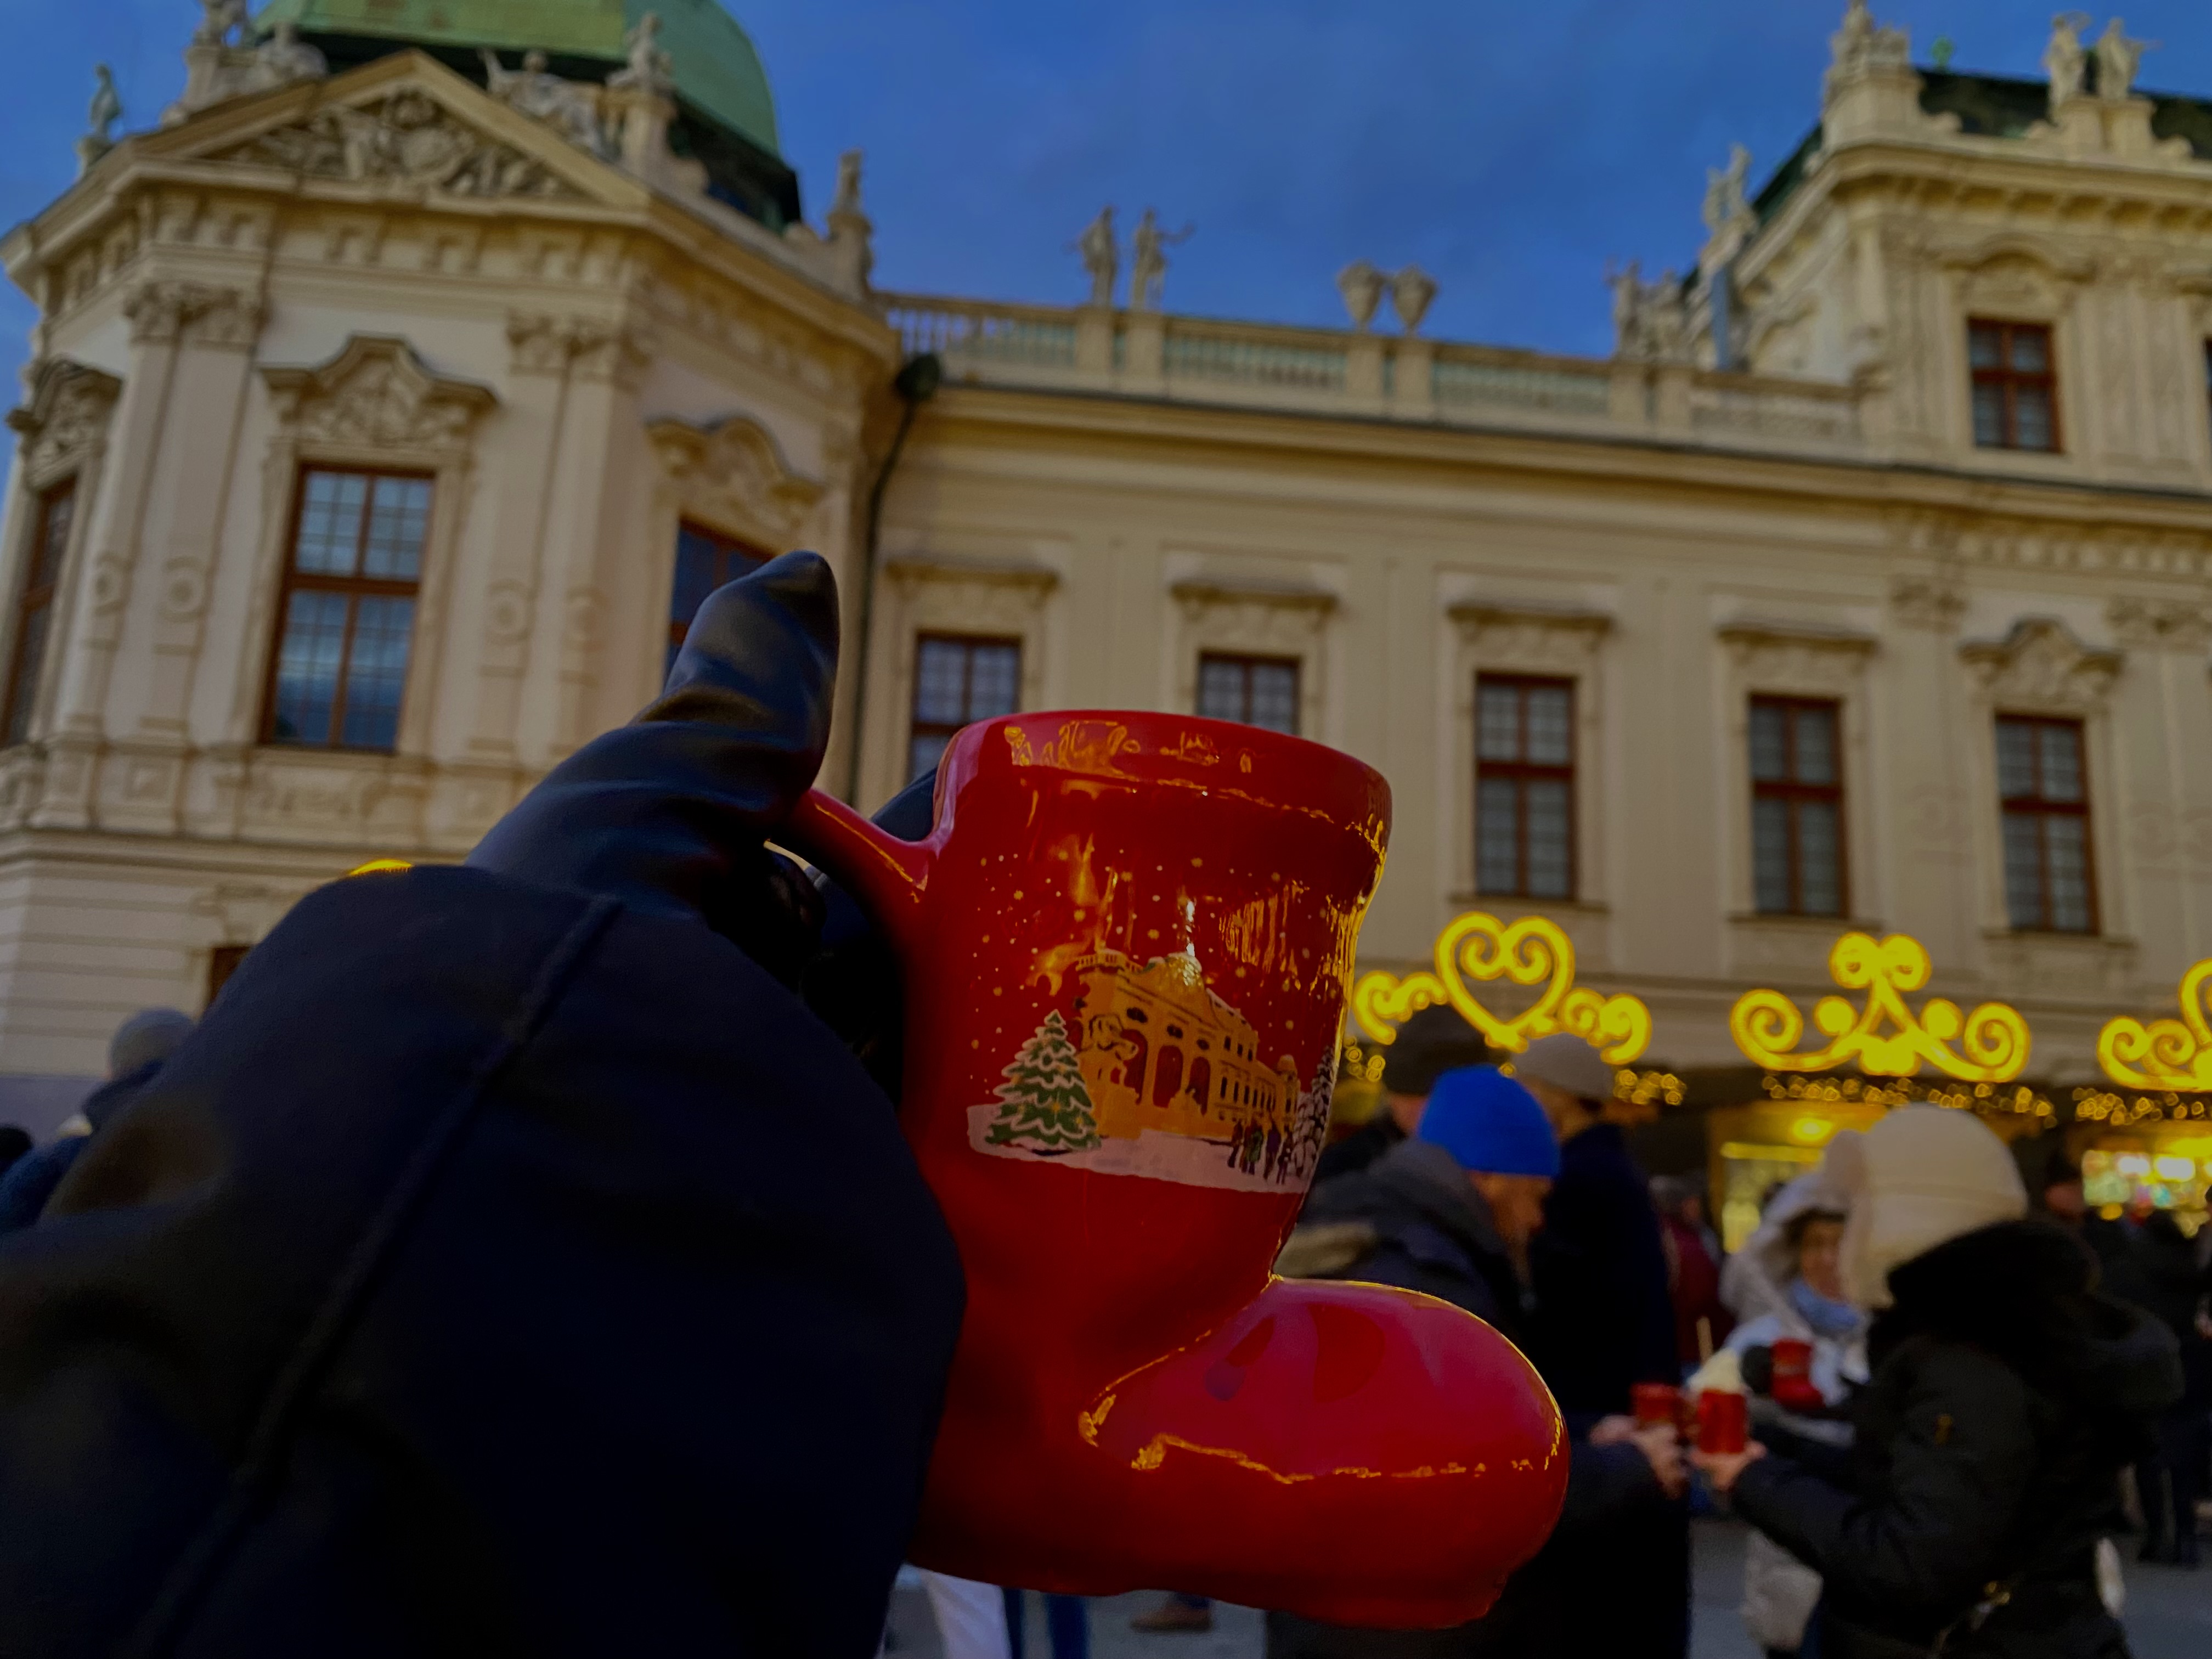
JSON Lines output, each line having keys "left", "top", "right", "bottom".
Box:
{"left": 215, "top": 89, "right": 587, "bottom": 200}
{"left": 1889, "top": 576, "right": 1967, "bottom": 633}
{"left": 262, "top": 336, "right": 498, "bottom": 454}
{"left": 7, "top": 358, "right": 122, "bottom": 490}
{"left": 646, "top": 415, "right": 827, "bottom": 545}
{"left": 1719, "top": 620, "right": 1878, "bottom": 693}
{"left": 123, "top": 280, "right": 266, "bottom": 349}
{"left": 1450, "top": 601, "right": 1611, "bottom": 671}
{"left": 1958, "top": 618, "right": 2122, "bottom": 712}
{"left": 2107, "top": 597, "right": 2212, "bottom": 654}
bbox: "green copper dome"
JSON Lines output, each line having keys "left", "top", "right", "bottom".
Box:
{"left": 254, "top": 0, "right": 780, "bottom": 155}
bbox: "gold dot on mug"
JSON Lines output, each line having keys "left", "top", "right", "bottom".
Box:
{"left": 1192, "top": 857, "right": 1203, "bottom": 867}
{"left": 994, "top": 988, "right": 1003, "bottom": 996}
{"left": 1013, "top": 891, "right": 1023, "bottom": 900}
{"left": 1147, "top": 930, "right": 1159, "bottom": 940}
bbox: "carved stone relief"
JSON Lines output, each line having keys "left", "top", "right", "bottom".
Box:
{"left": 647, "top": 415, "right": 827, "bottom": 546}
{"left": 123, "top": 281, "right": 266, "bottom": 350}
{"left": 263, "top": 336, "right": 498, "bottom": 454}
{"left": 1959, "top": 619, "right": 2122, "bottom": 712}
{"left": 1449, "top": 602, "right": 1612, "bottom": 671}
{"left": 2107, "top": 597, "right": 2212, "bottom": 654}
{"left": 1719, "top": 620, "right": 1877, "bottom": 693}
{"left": 214, "top": 89, "right": 588, "bottom": 200}
{"left": 1172, "top": 579, "right": 1338, "bottom": 651}
{"left": 1889, "top": 576, "right": 1967, "bottom": 633}
{"left": 7, "top": 359, "right": 122, "bottom": 490}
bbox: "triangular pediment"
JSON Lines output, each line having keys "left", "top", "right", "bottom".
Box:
{"left": 137, "top": 50, "right": 639, "bottom": 210}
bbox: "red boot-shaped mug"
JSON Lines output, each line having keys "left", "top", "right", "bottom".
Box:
{"left": 786, "top": 712, "right": 1566, "bottom": 1628}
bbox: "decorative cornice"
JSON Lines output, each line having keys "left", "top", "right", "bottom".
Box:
{"left": 885, "top": 556, "right": 1060, "bottom": 594}
{"left": 1889, "top": 576, "right": 1967, "bottom": 633}
{"left": 1449, "top": 601, "right": 1611, "bottom": 642}
{"left": 123, "top": 280, "right": 266, "bottom": 349}
{"left": 1934, "top": 235, "right": 2097, "bottom": 283}
{"left": 1171, "top": 579, "right": 1339, "bottom": 616}
{"left": 1717, "top": 620, "right": 1879, "bottom": 656}
{"left": 8, "top": 359, "right": 123, "bottom": 486}
{"left": 647, "top": 414, "right": 826, "bottom": 542}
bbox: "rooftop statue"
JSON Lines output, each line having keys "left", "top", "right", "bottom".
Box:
{"left": 609, "top": 11, "right": 678, "bottom": 100}
{"left": 86, "top": 64, "right": 122, "bottom": 145}
{"left": 482, "top": 48, "right": 607, "bottom": 156}
{"left": 1336, "top": 261, "right": 1386, "bottom": 332}
{"left": 2044, "top": 13, "right": 2091, "bottom": 109}
{"left": 2094, "top": 18, "right": 2153, "bottom": 103}
{"left": 1702, "top": 143, "right": 1752, "bottom": 235}
{"left": 193, "top": 0, "right": 248, "bottom": 49}
{"left": 1606, "top": 260, "right": 1690, "bottom": 364}
{"left": 832, "top": 149, "right": 865, "bottom": 218}
{"left": 245, "top": 21, "right": 329, "bottom": 93}
{"left": 1130, "top": 208, "right": 1194, "bottom": 313}
{"left": 1070, "top": 206, "right": 1118, "bottom": 308}
{"left": 1827, "top": 0, "right": 1909, "bottom": 83}
{"left": 1391, "top": 264, "right": 1437, "bottom": 334}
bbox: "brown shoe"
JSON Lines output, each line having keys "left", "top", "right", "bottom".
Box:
{"left": 1130, "top": 1597, "right": 1214, "bottom": 1633}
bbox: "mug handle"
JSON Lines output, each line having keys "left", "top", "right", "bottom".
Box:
{"left": 780, "top": 788, "right": 932, "bottom": 956}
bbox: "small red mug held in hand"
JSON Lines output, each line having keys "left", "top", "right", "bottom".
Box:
{"left": 1632, "top": 1381, "right": 1684, "bottom": 1434}
{"left": 1769, "top": 1337, "right": 1824, "bottom": 1413}
{"left": 783, "top": 713, "right": 1567, "bottom": 1630}
{"left": 1697, "top": 1389, "right": 1750, "bottom": 1455}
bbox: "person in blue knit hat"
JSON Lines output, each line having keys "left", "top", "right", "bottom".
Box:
{"left": 1269, "top": 1068, "right": 1685, "bottom": 1659}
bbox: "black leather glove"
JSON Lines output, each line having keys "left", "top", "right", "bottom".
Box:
{"left": 467, "top": 551, "right": 834, "bottom": 987}
{"left": 1739, "top": 1343, "right": 1775, "bottom": 1397}
{"left": 801, "top": 769, "right": 936, "bottom": 1102}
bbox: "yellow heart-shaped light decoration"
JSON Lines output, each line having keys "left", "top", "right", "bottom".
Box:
{"left": 1351, "top": 910, "right": 1651, "bottom": 1065}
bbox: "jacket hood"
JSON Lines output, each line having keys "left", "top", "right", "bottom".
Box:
{"left": 1832, "top": 1107, "right": 2026, "bottom": 1308}
{"left": 1719, "top": 1164, "right": 1854, "bottom": 1329}
{"left": 1876, "top": 1218, "right": 2183, "bottom": 1420}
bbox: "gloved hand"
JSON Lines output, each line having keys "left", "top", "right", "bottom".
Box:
{"left": 802, "top": 768, "right": 936, "bottom": 1102}
{"left": 467, "top": 550, "right": 836, "bottom": 986}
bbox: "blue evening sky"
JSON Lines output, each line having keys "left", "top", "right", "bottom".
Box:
{"left": 2, "top": 2, "right": 2206, "bottom": 394}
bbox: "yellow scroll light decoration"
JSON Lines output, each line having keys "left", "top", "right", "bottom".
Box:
{"left": 1351, "top": 911, "right": 1652, "bottom": 1064}
{"left": 1730, "top": 932, "right": 2029, "bottom": 1083}
{"left": 2097, "top": 958, "right": 2212, "bottom": 1091}
{"left": 347, "top": 859, "right": 414, "bottom": 877}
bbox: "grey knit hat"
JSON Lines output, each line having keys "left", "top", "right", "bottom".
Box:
{"left": 1381, "top": 1005, "right": 1492, "bottom": 1096}
{"left": 1513, "top": 1032, "right": 1616, "bottom": 1106}
{"left": 109, "top": 1008, "right": 194, "bottom": 1079}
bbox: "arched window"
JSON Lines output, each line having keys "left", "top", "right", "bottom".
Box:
{"left": 1188, "top": 1057, "right": 1211, "bottom": 1115}
{"left": 1154, "top": 1046, "right": 1183, "bottom": 1107}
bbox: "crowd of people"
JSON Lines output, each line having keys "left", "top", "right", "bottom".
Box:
{"left": 0, "top": 557, "right": 2202, "bottom": 1659}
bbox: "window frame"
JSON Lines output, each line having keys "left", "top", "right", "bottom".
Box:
{"left": 667, "top": 519, "right": 770, "bottom": 670}
{"left": 258, "top": 463, "right": 435, "bottom": 754}
{"left": 1195, "top": 650, "right": 1301, "bottom": 735}
{"left": 3, "top": 477, "right": 77, "bottom": 746}
{"left": 1474, "top": 672, "right": 1577, "bottom": 902}
{"left": 907, "top": 631, "right": 1022, "bottom": 782}
{"left": 1994, "top": 712, "right": 2099, "bottom": 935}
{"left": 1748, "top": 695, "right": 1849, "bottom": 919}
{"left": 1967, "top": 317, "right": 2061, "bottom": 454}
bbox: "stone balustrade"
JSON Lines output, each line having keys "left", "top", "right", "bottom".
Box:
{"left": 881, "top": 294, "right": 1869, "bottom": 458}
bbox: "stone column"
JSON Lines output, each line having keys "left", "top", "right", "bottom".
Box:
{"left": 1881, "top": 564, "right": 1973, "bottom": 965}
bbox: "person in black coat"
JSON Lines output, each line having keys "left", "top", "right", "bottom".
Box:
{"left": 1699, "top": 1111, "right": 2182, "bottom": 1659}
{"left": 1313, "top": 1005, "right": 1490, "bottom": 1184}
{"left": 1267, "top": 1066, "right": 1684, "bottom": 1659}
{"left": 2128, "top": 1209, "right": 2210, "bottom": 1566}
{"left": 0, "top": 554, "right": 966, "bottom": 1659}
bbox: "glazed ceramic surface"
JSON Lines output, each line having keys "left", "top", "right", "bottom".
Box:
{"left": 786, "top": 712, "right": 1566, "bottom": 1628}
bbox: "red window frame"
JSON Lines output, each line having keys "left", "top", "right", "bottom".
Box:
{"left": 908, "top": 633, "right": 1022, "bottom": 782}
{"left": 260, "top": 465, "right": 432, "bottom": 752}
{"left": 1196, "top": 652, "right": 1301, "bottom": 735}
{"left": 1749, "top": 696, "right": 1848, "bottom": 918}
{"left": 1996, "top": 714, "right": 2098, "bottom": 935}
{"left": 1968, "top": 318, "right": 2061, "bottom": 453}
{"left": 1475, "top": 673, "right": 1577, "bottom": 900}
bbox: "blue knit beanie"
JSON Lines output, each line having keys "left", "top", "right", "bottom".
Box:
{"left": 1416, "top": 1065, "right": 1560, "bottom": 1178}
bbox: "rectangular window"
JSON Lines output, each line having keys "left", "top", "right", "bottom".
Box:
{"left": 1475, "top": 674, "right": 1575, "bottom": 900}
{"left": 1968, "top": 319, "right": 2059, "bottom": 453}
{"left": 3, "top": 479, "right": 76, "bottom": 746}
{"left": 666, "top": 521, "right": 768, "bottom": 678}
{"left": 1996, "top": 714, "right": 2096, "bottom": 934}
{"left": 263, "top": 468, "right": 431, "bottom": 752}
{"left": 1748, "top": 697, "right": 1846, "bottom": 917}
{"left": 909, "top": 634, "right": 1020, "bottom": 782}
{"left": 1196, "top": 653, "right": 1300, "bottom": 735}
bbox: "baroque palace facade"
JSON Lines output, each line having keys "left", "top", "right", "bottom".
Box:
{"left": 3, "top": 3, "right": 2212, "bottom": 1161}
